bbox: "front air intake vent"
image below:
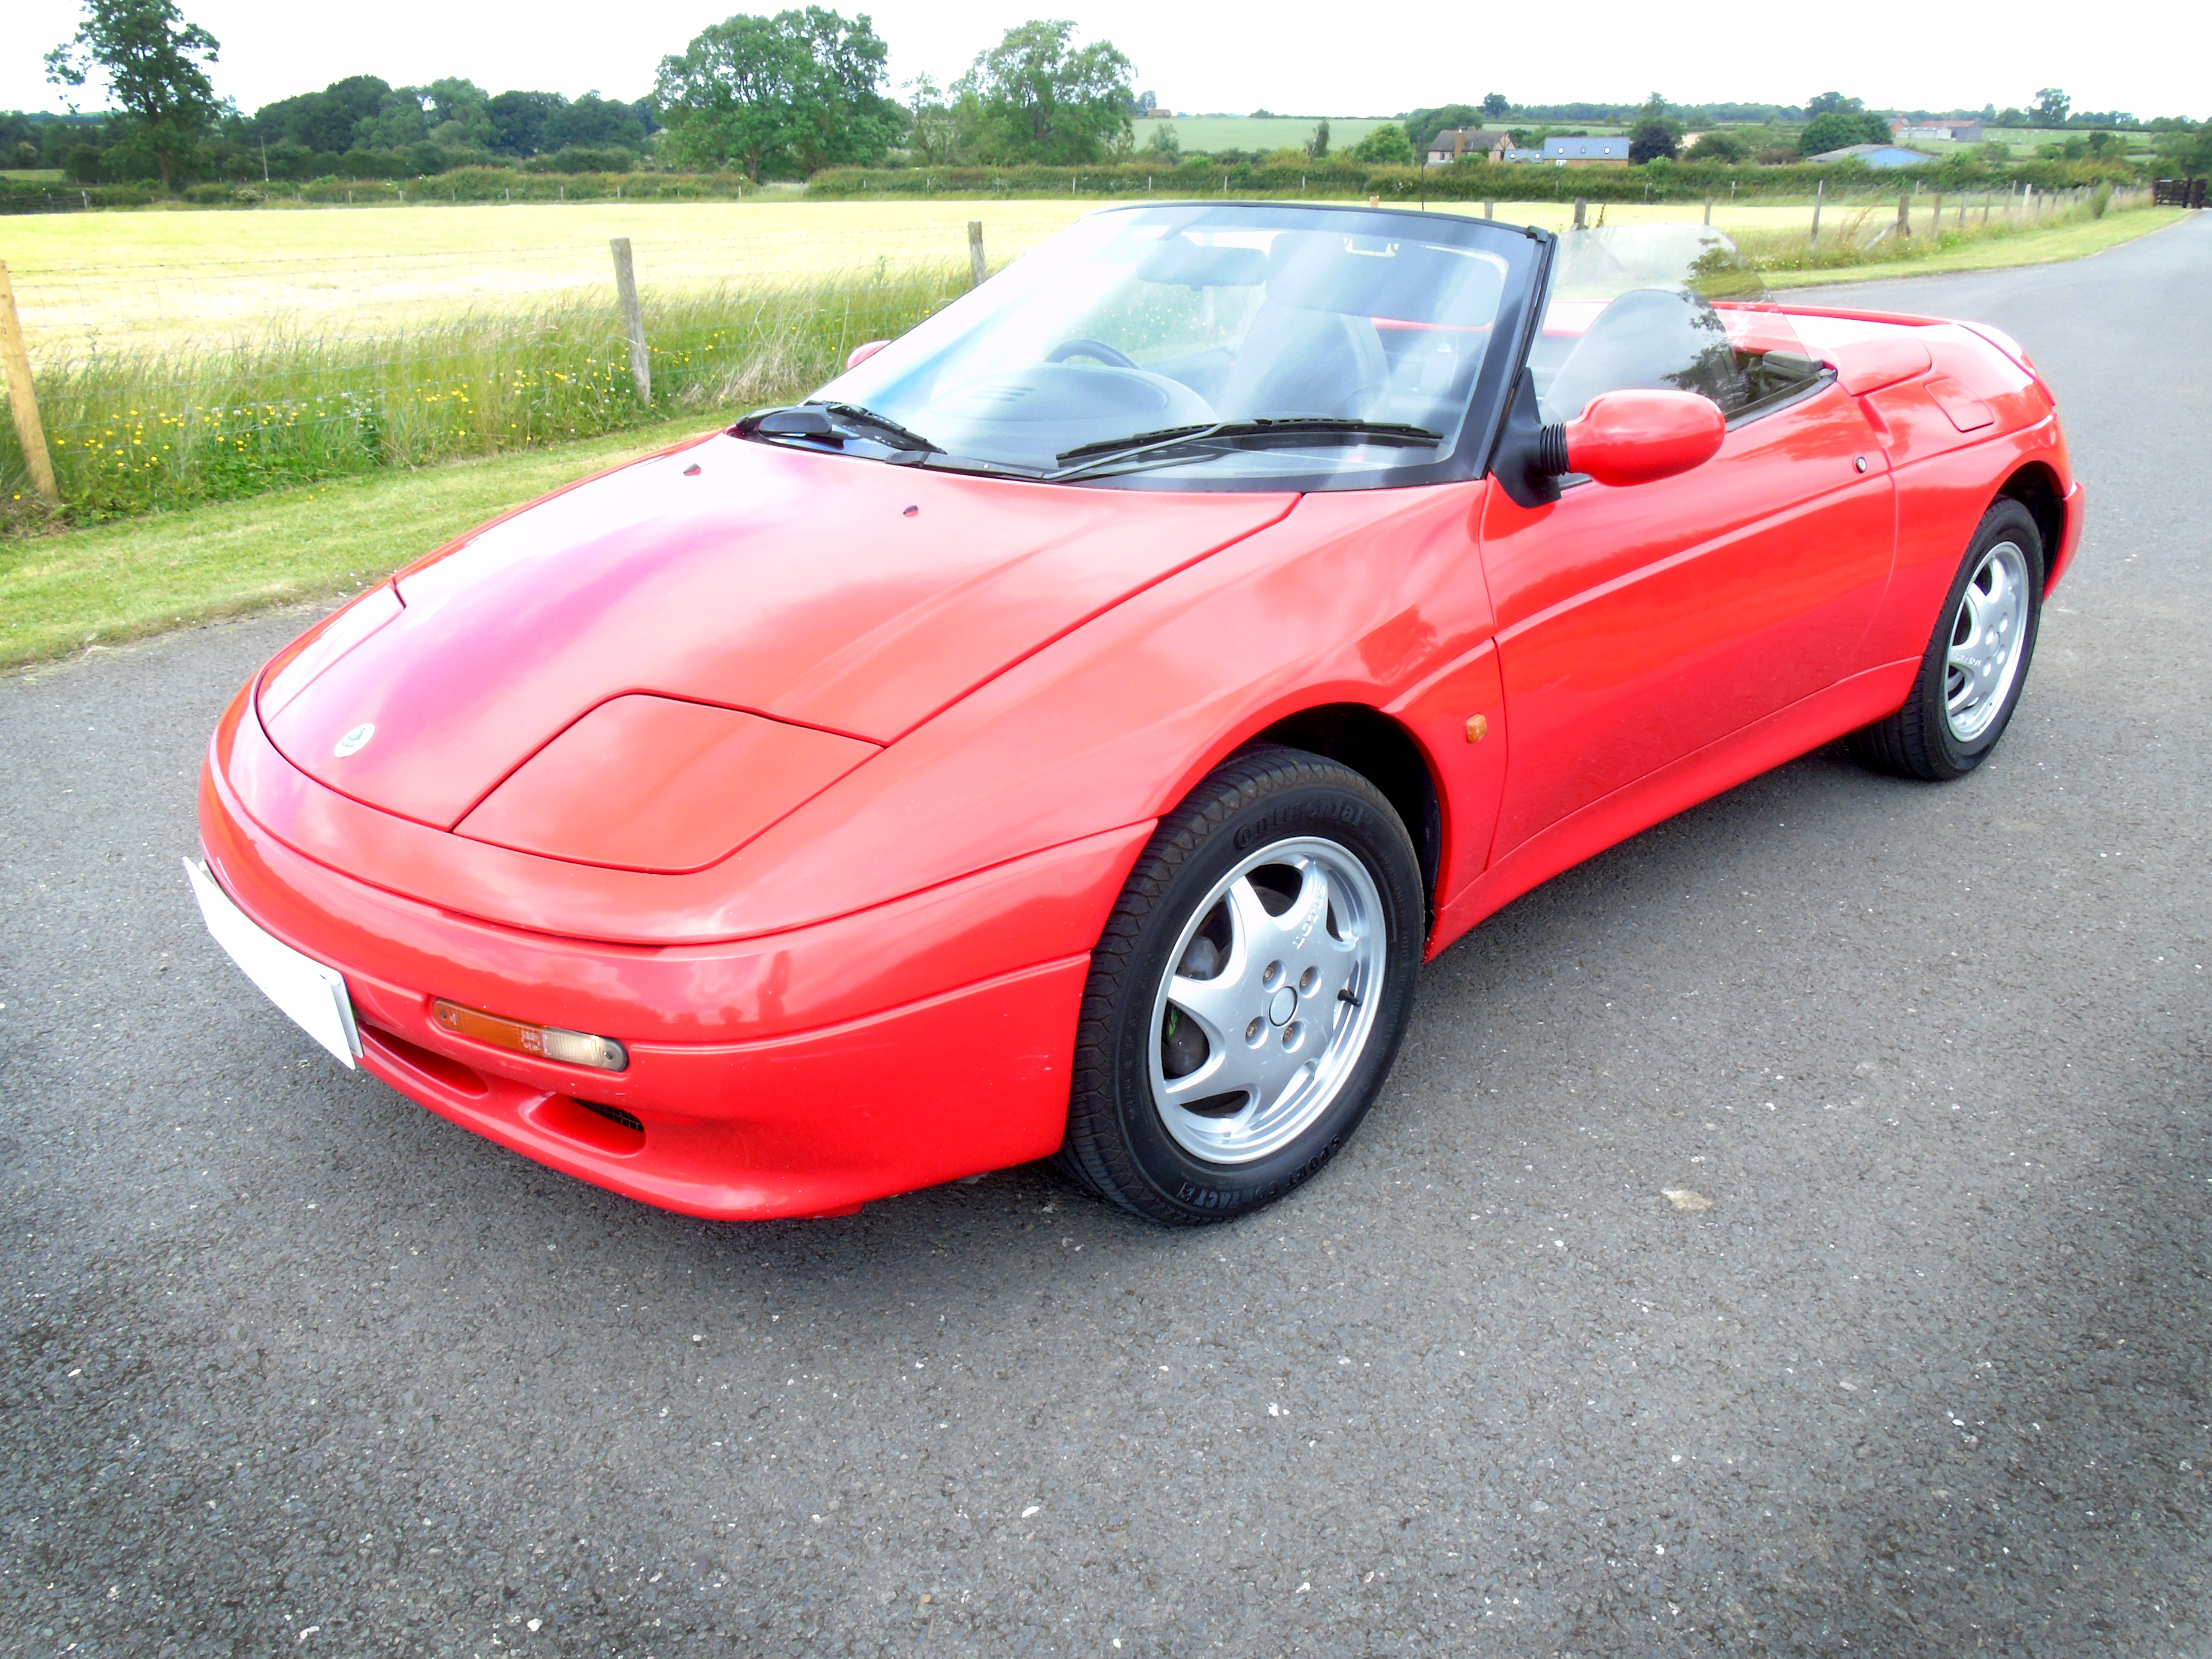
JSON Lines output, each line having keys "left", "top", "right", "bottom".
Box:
{"left": 577, "top": 1099, "right": 644, "bottom": 1133}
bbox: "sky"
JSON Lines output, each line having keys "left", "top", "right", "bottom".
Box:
{"left": 7, "top": 0, "right": 2198, "bottom": 122}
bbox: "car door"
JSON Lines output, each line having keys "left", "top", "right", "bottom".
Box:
{"left": 1477, "top": 287, "right": 1896, "bottom": 859}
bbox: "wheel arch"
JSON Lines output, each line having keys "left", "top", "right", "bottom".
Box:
{"left": 1997, "top": 461, "right": 2067, "bottom": 590}
{"left": 1246, "top": 703, "right": 1443, "bottom": 912}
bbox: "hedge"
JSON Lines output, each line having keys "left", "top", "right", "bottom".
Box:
{"left": 807, "top": 154, "right": 2144, "bottom": 203}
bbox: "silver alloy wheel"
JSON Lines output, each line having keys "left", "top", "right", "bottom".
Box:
{"left": 1147, "top": 836, "right": 1386, "bottom": 1165}
{"left": 1945, "top": 539, "right": 2032, "bottom": 744}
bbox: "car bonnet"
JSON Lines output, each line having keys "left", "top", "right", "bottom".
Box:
{"left": 257, "top": 434, "right": 1294, "bottom": 833}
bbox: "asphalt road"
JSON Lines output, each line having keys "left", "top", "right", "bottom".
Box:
{"left": 5, "top": 214, "right": 2210, "bottom": 1659}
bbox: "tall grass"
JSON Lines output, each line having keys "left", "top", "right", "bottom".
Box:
{"left": 2, "top": 261, "right": 972, "bottom": 526}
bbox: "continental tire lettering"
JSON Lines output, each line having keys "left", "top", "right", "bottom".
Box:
{"left": 1286, "top": 1136, "right": 1343, "bottom": 1188}
{"left": 1174, "top": 1180, "right": 1284, "bottom": 1211}
{"left": 1233, "top": 799, "right": 1365, "bottom": 851}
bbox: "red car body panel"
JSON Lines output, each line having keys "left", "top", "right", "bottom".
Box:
{"left": 198, "top": 295, "right": 2081, "bottom": 1219}
{"left": 261, "top": 440, "right": 1293, "bottom": 826}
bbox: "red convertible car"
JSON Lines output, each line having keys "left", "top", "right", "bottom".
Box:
{"left": 190, "top": 204, "right": 2080, "bottom": 1224}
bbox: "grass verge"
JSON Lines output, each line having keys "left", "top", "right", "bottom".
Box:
{"left": 1753, "top": 201, "right": 2185, "bottom": 287}
{"left": 0, "top": 410, "right": 731, "bottom": 672}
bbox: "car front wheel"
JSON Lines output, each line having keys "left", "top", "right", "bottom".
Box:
{"left": 1056, "top": 745, "right": 1425, "bottom": 1225}
{"left": 1850, "top": 496, "right": 2045, "bottom": 781}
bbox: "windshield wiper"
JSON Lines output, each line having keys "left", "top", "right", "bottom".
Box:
{"left": 1050, "top": 417, "right": 1442, "bottom": 480}
{"left": 737, "top": 401, "right": 942, "bottom": 456}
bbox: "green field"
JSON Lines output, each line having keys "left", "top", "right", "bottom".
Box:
{"left": 1131, "top": 116, "right": 1394, "bottom": 154}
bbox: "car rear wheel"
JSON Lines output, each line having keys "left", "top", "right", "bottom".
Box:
{"left": 1055, "top": 745, "right": 1425, "bottom": 1225}
{"left": 1849, "top": 497, "right": 2045, "bottom": 781}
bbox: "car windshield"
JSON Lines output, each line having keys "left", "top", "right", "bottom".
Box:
{"left": 1529, "top": 223, "right": 1830, "bottom": 427}
{"left": 808, "top": 203, "right": 1538, "bottom": 488}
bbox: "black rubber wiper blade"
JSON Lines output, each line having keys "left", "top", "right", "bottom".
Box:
{"left": 1050, "top": 417, "right": 1442, "bottom": 479}
{"left": 1051, "top": 422, "right": 1221, "bottom": 465}
{"left": 736, "top": 401, "right": 942, "bottom": 455}
{"left": 818, "top": 401, "right": 943, "bottom": 454}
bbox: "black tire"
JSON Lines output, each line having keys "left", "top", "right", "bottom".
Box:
{"left": 1848, "top": 497, "right": 2045, "bottom": 781}
{"left": 1055, "top": 744, "right": 1425, "bottom": 1225}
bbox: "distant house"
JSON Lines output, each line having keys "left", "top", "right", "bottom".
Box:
{"left": 1543, "top": 136, "right": 1629, "bottom": 162}
{"left": 1892, "top": 118, "right": 1983, "bottom": 144}
{"left": 1808, "top": 142, "right": 1936, "bottom": 170}
{"left": 1502, "top": 148, "right": 1544, "bottom": 163}
{"left": 1425, "top": 128, "right": 1511, "bottom": 164}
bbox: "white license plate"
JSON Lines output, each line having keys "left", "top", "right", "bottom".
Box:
{"left": 184, "top": 858, "right": 361, "bottom": 1068}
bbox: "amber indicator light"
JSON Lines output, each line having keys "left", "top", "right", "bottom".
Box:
{"left": 431, "top": 998, "right": 628, "bottom": 1072}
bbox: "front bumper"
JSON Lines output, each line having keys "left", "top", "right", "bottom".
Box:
{"left": 201, "top": 698, "right": 1149, "bottom": 1220}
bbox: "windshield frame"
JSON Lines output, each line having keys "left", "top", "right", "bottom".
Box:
{"left": 781, "top": 202, "right": 1553, "bottom": 496}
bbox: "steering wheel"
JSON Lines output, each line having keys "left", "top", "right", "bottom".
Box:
{"left": 1044, "top": 338, "right": 1139, "bottom": 370}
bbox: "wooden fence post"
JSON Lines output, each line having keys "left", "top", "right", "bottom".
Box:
{"left": 609, "top": 238, "right": 650, "bottom": 404}
{"left": 1483, "top": 200, "right": 1494, "bottom": 220}
{"left": 1896, "top": 192, "right": 1911, "bottom": 237}
{"left": 0, "top": 261, "right": 61, "bottom": 510}
{"left": 1572, "top": 196, "right": 1587, "bottom": 229}
{"left": 967, "top": 221, "right": 987, "bottom": 288}
{"left": 1702, "top": 196, "right": 1712, "bottom": 225}
{"left": 1808, "top": 178, "right": 1823, "bottom": 249}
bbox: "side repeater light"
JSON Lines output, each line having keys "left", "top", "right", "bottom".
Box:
{"left": 431, "top": 999, "right": 629, "bottom": 1072}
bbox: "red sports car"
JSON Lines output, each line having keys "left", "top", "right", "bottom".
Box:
{"left": 190, "top": 205, "right": 2080, "bottom": 1224}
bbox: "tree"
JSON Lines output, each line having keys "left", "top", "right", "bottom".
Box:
{"left": 1350, "top": 122, "right": 1413, "bottom": 166}
{"left": 1481, "top": 92, "right": 1510, "bottom": 119}
{"left": 1307, "top": 118, "right": 1329, "bottom": 159}
{"left": 1626, "top": 91, "right": 1680, "bottom": 163}
{"left": 1143, "top": 122, "right": 1180, "bottom": 159}
{"left": 352, "top": 88, "right": 430, "bottom": 152}
{"left": 423, "top": 78, "right": 492, "bottom": 150}
{"left": 2155, "top": 124, "right": 2212, "bottom": 178}
{"left": 1806, "top": 91, "right": 1864, "bottom": 118}
{"left": 953, "top": 21, "right": 1135, "bottom": 165}
{"left": 1682, "top": 128, "right": 1746, "bottom": 163}
{"left": 544, "top": 92, "right": 646, "bottom": 151}
{"left": 655, "top": 7, "right": 902, "bottom": 179}
{"left": 45, "top": 0, "right": 220, "bottom": 190}
{"left": 487, "top": 90, "right": 564, "bottom": 156}
{"left": 1402, "top": 103, "right": 1481, "bottom": 158}
{"left": 2033, "top": 87, "right": 2071, "bottom": 127}
{"left": 253, "top": 76, "right": 388, "bottom": 154}
{"left": 903, "top": 74, "right": 963, "bottom": 165}
{"left": 1799, "top": 109, "right": 1888, "bottom": 156}
{"left": 1628, "top": 119, "right": 1677, "bottom": 163}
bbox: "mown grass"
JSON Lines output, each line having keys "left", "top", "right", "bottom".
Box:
{"left": 0, "top": 411, "right": 732, "bottom": 670}
{"left": 2, "top": 263, "right": 969, "bottom": 526}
